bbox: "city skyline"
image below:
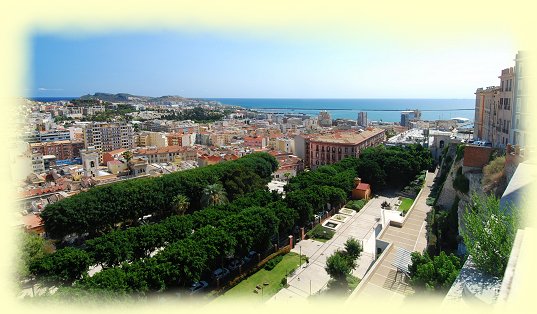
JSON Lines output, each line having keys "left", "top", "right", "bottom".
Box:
{"left": 30, "top": 30, "right": 515, "bottom": 99}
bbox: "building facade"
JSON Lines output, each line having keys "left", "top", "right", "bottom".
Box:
{"left": 511, "top": 51, "right": 531, "bottom": 147}
{"left": 30, "top": 140, "right": 84, "bottom": 161}
{"left": 307, "top": 129, "right": 386, "bottom": 169}
{"left": 83, "top": 122, "right": 134, "bottom": 152}
{"left": 400, "top": 110, "right": 421, "bottom": 128}
{"left": 474, "top": 86, "right": 500, "bottom": 143}
{"left": 496, "top": 67, "right": 515, "bottom": 147}
{"left": 357, "top": 112, "right": 368, "bottom": 127}
{"left": 136, "top": 145, "right": 198, "bottom": 163}
{"left": 318, "top": 111, "right": 332, "bottom": 127}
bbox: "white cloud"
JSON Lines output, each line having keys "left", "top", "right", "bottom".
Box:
{"left": 38, "top": 87, "right": 63, "bottom": 91}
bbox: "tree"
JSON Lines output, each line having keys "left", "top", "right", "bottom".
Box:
{"left": 121, "top": 151, "right": 133, "bottom": 163}
{"left": 201, "top": 183, "right": 228, "bottom": 208}
{"left": 30, "top": 247, "right": 93, "bottom": 286}
{"left": 17, "top": 231, "right": 54, "bottom": 281}
{"left": 171, "top": 194, "right": 190, "bottom": 216}
{"left": 86, "top": 231, "right": 135, "bottom": 268}
{"left": 325, "top": 251, "right": 352, "bottom": 290}
{"left": 408, "top": 251, "right": 461, "bottom": 292}
{"left": 344, "top": 238, "right": 362, "bottom": 261}
{"left": 460, "top": 193, "right": 519, "bottom": 277}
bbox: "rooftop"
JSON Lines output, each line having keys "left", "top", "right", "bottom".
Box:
{"left": 309, "top": 128, "right": 385, "bottom": 145}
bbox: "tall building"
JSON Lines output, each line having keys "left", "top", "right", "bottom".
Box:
{"left": 83, "top": 122, "right": 134, "bottom": 152}
{"left": 474, "top": 86, "right": 500, "bottom": 142}
{"left": 357, "top": 112, "right": 368, "bottom": 127}
{"left": 511, "top": 51, "right": 531, "bottom": 147}
{"left": 307, "top": 129, "right": 385, "bottom": 169}
{"left": 318, "top": 111, "right": 332, "bottom": 127}
{"left": 496, "top": 67, "right": 515, "bottom": 147}
{"left": 400, "top": 110, "right": 421, "bottom": 127}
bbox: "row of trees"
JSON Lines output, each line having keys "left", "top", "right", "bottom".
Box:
{"left": 41, "top": 153, "right": 278, "bottom": 239}
{"left": 30, "top": 190, "right": 294, "bottom": 289}
{"left": 287, "top": 145, "right": 432, "bottom": 194}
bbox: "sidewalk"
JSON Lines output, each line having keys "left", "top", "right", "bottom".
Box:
{"left": 348, "top": 170, "right": 436, "bottom": 303}
{"left": 268, "top": 193, "right": 391, "bottom": 302}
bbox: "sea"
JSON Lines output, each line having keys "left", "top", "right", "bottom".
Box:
{"left": 209, "top": 98, "right": 475, "bottom": 123}
{"left": 31, "top": 97, "right": 475, "bottom": 123}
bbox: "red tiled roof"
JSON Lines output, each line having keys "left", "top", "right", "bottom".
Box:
{"left": 22, "top": 214, "right": 44, "bottom": 229}
{"left": 106, "top": 148, "right": 128, "bottom": 155}
{"left": 356, "top": 183, "right": 370, "bottom": 191}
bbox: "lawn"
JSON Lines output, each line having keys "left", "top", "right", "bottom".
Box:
{"left": 216, "top": 252, "right": 305, "bottom": 300}
{"left": 306, "top": 224, "right": 335, "bottom": 242}
{"left": 399, "top": 197, "right": 415, "bottom": 215}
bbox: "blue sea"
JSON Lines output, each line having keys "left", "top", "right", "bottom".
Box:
{"left": 31, "top": 97, "right": 475, "bottom": 123}
{"left": 208, "top": 98, "right": 475, "bottom": 123}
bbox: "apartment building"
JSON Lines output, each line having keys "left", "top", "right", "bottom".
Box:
{"left": 357, "top": 112, "right": 368, "bottom": 127}
{"left": 496, "top": 67, "right": 515, "bottom": 147}
{"left": 30, "top": 140, "right": 84, "bottom": 161}
{"left": 318, "top": 111, "right": 332, "bottom": 127}
{"left": 136, "top": 131, "right": 168, "bottom": 148}
{"left": 136, "top": 145, "right": 197, "bottom": 163}
{"left": 83, "top": 122, "right": 134, "bottom": 152}
{"left": 307, "top": 128, "right": 386, "bottom": 169}
{"left": 474, "top": 86, "right": 501, "bottom": 143}
{"left": 511, "top": 51, "right": 531, "bottom": 147}
{"left": 25, "top": 129, "right": 71, "bottom": 143}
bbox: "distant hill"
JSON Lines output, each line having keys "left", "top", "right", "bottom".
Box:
{"left": 79, "top": 93, "right": 187, "bottom": 103}
{"left": 79, "top": 93, "right": 151, "bottom": 102}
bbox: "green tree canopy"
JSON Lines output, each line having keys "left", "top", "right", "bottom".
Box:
{"left": 408, "top": 251, "right": 461, "bottom": 292}
{"left": 201, "top": 183, "right": 229, "bottom": 208}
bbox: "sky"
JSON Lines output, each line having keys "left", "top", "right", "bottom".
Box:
{"left": 30, "top": 30, "right": 516, "bottom": 99}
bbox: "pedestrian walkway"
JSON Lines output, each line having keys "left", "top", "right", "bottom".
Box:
{"left": 268, "top": 192, "right": 393, "bottom": 302}
{"left": 348, "top": 170, "right": 436, "bottom": 303}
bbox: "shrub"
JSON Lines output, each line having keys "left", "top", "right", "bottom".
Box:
{"left": 482, "top": 156, "right": 506, "bottom": 194}
{"left": 452, "top": 167, "right": 469, "bottom": 193}
{"left": 455, "top": 144, "right": 466, "bottom": 162}
{"left": 346, "top": 199, "right": 367, "bottom": 211}
{"left": 461, "top": 193, "right": 519, "bottom": 277}
{"left": 280, "top": 277, "right": 288, "bottom": 287}
{"left": 264, "top": 255, "right": 283, "bottom": 271}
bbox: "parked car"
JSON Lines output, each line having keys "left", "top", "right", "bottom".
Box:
{"left": 228, "top": 258, "right": 244, "bottom": 271}
{"left": 242, "top": 251, "right": 258, "bottom": 264}
{"left": 189, "top": 281, "right": 208, "bottom": 294}
{"left": 212, "top": 267, "right": 230, "bottom": 280}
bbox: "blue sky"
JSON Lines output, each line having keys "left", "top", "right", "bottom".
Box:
{"left": 30, "top": 30, "right": 516, "bottom": 98}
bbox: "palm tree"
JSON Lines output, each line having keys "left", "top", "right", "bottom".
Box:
{"left": 171, "top": 194, "right": 190, "bottom": 216}
{"left": 122, "top": 151, "right": 133, "bottom": 162}
{"left": 201, "top": 183, "right": 228, "bottom": 208}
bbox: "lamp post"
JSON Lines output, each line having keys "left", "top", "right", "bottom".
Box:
{"left": 299, "top": 245, "right": 301, "bottom": 266}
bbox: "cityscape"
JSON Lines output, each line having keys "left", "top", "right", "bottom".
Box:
{"left": 6, "top": 6, "right": 535, "bottom": 311}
